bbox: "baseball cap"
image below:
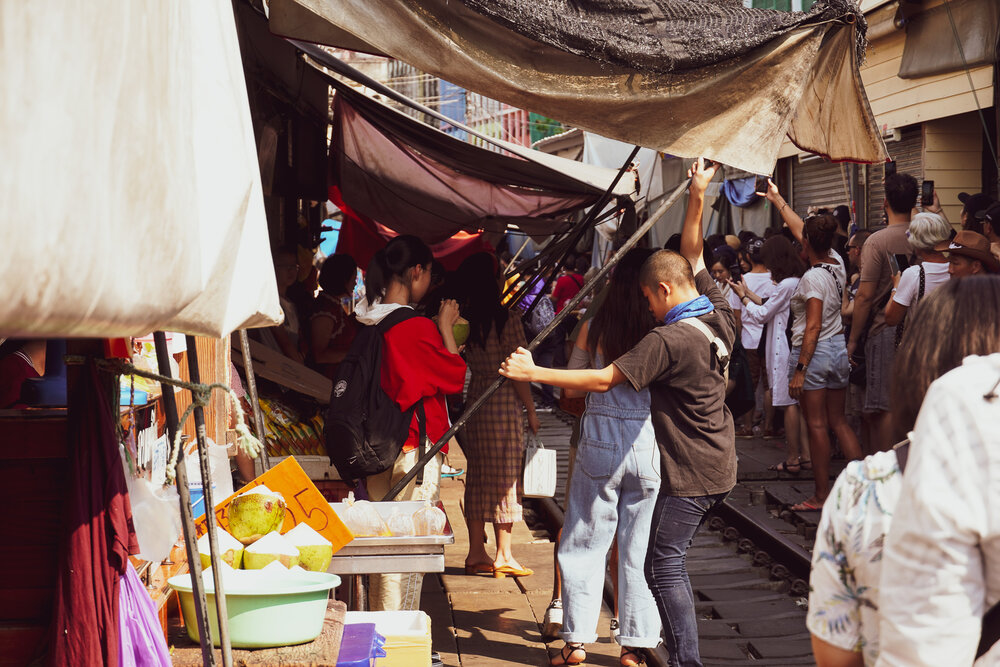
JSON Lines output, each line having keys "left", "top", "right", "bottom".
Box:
{"left": 959, "top": 192, "right": 995, "bottom": 217}
{"left": 934, "top": 230, "right": 1000, "bottom": 273}
{"left": 975, "top": 201, "right": 1000, "bottom": 224}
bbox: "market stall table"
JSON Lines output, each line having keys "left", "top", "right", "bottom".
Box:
{"left": 327, "top": 500, "right": 455, "bottom": 610}
{"left": 168, "top": 599, "right": 347, "bottom": 666}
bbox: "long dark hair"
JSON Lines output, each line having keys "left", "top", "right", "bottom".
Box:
{"left": 587, "top": 248, "right": 656, "bottom": 362}
{"left": 455, "top": 252, "right": 507, "bottom": 349}
{"left": 365, "top": 235, "right": 433, "bottom": 307}
{"left": 892, "top": 276, "right": 1000, "bottom": 435}
{"left": 760, "top": 236, "right": 806, "bottom": 282}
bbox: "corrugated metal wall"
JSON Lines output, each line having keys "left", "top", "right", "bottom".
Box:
{"left": 791, "top": 157, "right": 852, "bottom": 217}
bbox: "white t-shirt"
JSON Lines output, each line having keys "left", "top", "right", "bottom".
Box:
{"left": 892, "top": 261, "right": 950, "bottom": 307}
{"left": 740, "top": 271, "right": 775, "bottom": 349}
{"left": 790, "top": 250, "right": 846, "bottom": 348}
{"left": 720, "top": 282, "right": 742, "bottom": 314}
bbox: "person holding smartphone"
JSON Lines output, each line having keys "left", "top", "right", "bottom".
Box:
{"left": 884, "top": 212, "right": 952, "bottom": 332}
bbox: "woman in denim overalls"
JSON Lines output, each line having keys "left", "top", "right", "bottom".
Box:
{"left": 551, "top": 248, "right": 662, "bottom": 667}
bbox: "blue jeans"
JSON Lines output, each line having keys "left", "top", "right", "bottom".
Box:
{"left": 558, "top": 391, "right": 662, "bottom": 647}
{"left": 644, "top": 492, "right": 728, "bottom": 666}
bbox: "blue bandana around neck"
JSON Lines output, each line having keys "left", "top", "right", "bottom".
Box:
{"left": 662, "top": 295, "right": 714, "bottom": 326}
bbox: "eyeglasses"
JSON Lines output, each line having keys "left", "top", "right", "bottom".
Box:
{"left": 846, "top": 244, "right": 860, "bottom": 250}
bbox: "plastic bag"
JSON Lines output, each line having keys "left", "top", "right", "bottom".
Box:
{"left": 386, "top": 510, "right": 415, "bottom": 536}
{"left": 523, "top": 434, "right": 557, "bottom": 498}
{"left": 341, "top": 492, "right": 391, "bottom": 537}
{"left": 412, "top": 501, "right": 446, "bottom": 536}
{"left": 184, "top": 437, "right": 234, "bottom": 518}
{"left": 121, "top": 446, "right": 182, "bottom": 562}
{"left": 119, "top": 561, "right": 172, "bottom": 667}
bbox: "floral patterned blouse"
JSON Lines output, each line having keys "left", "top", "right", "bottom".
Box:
{"left": 807, "top": 450, "right": 903, "bottom": 665}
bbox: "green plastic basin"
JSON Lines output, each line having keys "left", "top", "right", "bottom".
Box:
{"left": 167, "top": 568, "right": 341, "bottom": 648}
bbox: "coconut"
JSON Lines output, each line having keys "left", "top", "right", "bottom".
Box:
{"left": 242, "top": 531, "right": 300, "bottom": 570}
{"left": 452, "top": 317, "right": 470, "bottom": 347}
{"left": 284, "top": 523, "right": 334, "bottom": 572}
{"left": 227, "top": 485, "right": 287, "bottom": 545}
{"left": 197, "top": 527, "right": 244, "bottom": 570}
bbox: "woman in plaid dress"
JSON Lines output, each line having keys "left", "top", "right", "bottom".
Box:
{"left": 457, "top": 253, "right": 540, "bottom": 578}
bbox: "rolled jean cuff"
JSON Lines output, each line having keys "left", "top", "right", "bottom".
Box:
{"left": 560, "top": 631, "right": 599, "bottom": 644}
{"left": 616, "top": 635, "right": 662, "bottom": 649}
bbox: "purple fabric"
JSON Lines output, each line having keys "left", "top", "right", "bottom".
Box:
{"left": 118, "top": 561, "right": 171, "bottom": 667}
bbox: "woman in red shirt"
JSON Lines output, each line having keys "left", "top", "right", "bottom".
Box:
{"left": 354, "top": 235, "right": 467, "bottom": 611}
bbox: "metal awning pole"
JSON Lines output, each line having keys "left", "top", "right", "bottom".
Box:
{"left": 153, "top": 332, "right": 215, "bottom": 666}
{"left": 382, "top": 177, "right": 691, "bottom": 501}
{"left": 184, "top": 336, "right": 233, "bottom": 667}
{"left": 521, "top": 146, "right": 640, "bottom": 320}
{"left": 238, "top": 329, "right": 271, "bottom": 473}
{"left": 505, "top": 237, "right": 532, "bottom": 273}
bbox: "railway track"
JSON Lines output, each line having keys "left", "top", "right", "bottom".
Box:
{"left": 527, "top": 406, "right": 822, "bottom": 666}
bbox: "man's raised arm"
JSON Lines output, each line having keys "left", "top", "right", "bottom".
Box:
{"left": 679, "top": 158, "right": 721, "bottom": 274}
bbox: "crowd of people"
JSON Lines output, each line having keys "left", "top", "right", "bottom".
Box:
{"left": 219, "top": 162, "right": 1000, "bottom": 665}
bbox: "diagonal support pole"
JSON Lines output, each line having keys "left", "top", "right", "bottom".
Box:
{"left": 382, "top": 177, "right": 691, "bottom": 501}
{"left": 184, "top": 336, "right": 233, "bottom": 667}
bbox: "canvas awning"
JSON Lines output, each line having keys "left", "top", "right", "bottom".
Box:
{"left": 322, "top": 73, "right": 636, "bottom": 244}
{"left": 0, "top": 1, "right": 282, "bottom": 339}
{"left": 270, "top": 0, "right": 889, "bottom": 175}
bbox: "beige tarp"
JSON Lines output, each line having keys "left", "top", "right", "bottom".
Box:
{"left": 270, "top": 0, "right": 888, "bottom": 175}
{"left": 0, "top": 2, "right": 282, "bottom": 339}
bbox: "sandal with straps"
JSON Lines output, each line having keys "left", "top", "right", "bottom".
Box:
{"left": 620, "top": 647, "right": 646, "bottom": 666}
{"left": 549, "top": 643, "right": 586, "bottom": 666}
{"left": 768, "top": 459, "right": 801, "bottom": 474}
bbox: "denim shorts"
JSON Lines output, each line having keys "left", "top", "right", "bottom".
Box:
{"left": 788, "top": 334, "right": 850, "bottom": 391}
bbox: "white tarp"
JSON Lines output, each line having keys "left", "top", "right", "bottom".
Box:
{"left": 0, "top": 2, "right": 282, "bottom": 339}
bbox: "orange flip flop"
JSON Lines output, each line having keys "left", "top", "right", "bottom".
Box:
{"left": 493, "top": 564, "right": 534, "bottom": 578}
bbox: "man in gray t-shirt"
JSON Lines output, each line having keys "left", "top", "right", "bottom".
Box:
{"left": 501, "top": 160, "right": 736, "bottom": 666}
{"left": 847, "top": 173, "right": 920, "bottom": 452}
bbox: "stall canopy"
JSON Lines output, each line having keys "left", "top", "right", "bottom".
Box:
{"left": 0, "top": 2, "right": 281, "bottom": 339}
{"left": 270, "top": 0, "right": 889, "bottom": 175}
{"left": 321, "top": 74, "right": 635, "bottom": 244}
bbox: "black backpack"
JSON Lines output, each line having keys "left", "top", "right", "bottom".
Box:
{"left": 324, "top": 307, "right": 425, "bottom": 484}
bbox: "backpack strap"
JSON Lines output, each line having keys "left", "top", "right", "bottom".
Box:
{"left": 812, "top": 262, "right": 843, "bottom": 296}
{"left": 917, "top": 264, "right": 926, "bottom": 300}
{"left": 375, "top": 306, "right": 419, "bottom": 333}
{"left": 415, "top": 399, "right": 426, "bottom": 486}
{"left": 680, "top": 317, "right": 730, "bottom": 380}
{"left": 375, "top": 306, "right": 427, "bottom": 483}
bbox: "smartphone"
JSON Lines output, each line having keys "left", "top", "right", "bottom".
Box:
{"left": 889, "top": 253, "right": 910, "bottom": 275}
{"left": 729, "top": 264, "right": 742, "bottom": 283}
{"left": 754, "top": 174, "right": 770, "bottom": 194}
{"left": 885, "top": 160, "right": 897, "bottom": 177}
{"left": 921, "top": 180, "right": 934, "bottom": 206}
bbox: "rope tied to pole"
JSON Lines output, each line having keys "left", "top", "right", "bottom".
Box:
{"left": 76, "top": 356, "right": 264, "bottom": 483}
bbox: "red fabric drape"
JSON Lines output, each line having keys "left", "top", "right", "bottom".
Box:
{"left": 330, "top": 185, "right": 495, "bottom": 271}
{"left": 48, "top": 360, "right": 139, "bottom": 666}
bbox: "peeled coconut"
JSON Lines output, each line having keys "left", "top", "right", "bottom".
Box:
{"left": 284, "top": 523, "right": 334, "bottom": 572}
{"left": 197, "top": 527, "right": 244, "bottom": 570}
{"left": 242, "top": 531, "right": 300, "bottom": 570}
{"left": 227, "top": 485, "right": 287, "bottom": 545}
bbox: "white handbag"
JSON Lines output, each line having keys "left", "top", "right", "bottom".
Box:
{"left": 523, "top": 433, "right": 557, "bottom": 498}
